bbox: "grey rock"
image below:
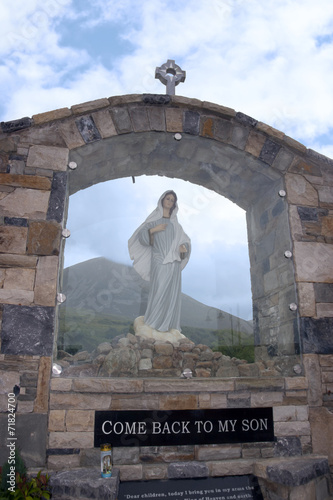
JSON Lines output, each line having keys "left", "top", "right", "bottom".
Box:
{"left": 168, "top": 461, "right": 209, "bottom": 479}
{"left": 274, "top": 437, "right": 302, "bottom": 457}
{"left": 301, "top": 317, "right": 333, "bottom": 354}
{"left": 75, "top": 115, "right": 102, "bottom": 143}
{"left": 259, "top": 139, "right": 281, "bottom": 165}
{"left": 267, "top": 457, "right": 330, "bottom": 486}
{"left": 183, "top": 111, "right": 200, "bottom": 135}
{"left": 49, "top": 467, "right": 119, "bottom": 500}
{"left": 47, "top": 171, "right": 67, "bottom": 223}
{"left": 1, "top": 304, "right": 54, "bottom": 356}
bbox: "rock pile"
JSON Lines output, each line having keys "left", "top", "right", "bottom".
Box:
{"left": 56, "top": 333, "right": 277, "bottom": 378}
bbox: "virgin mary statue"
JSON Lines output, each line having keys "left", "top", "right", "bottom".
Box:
{"left": 128, "top": 191, "right": 191, "bottom": 333}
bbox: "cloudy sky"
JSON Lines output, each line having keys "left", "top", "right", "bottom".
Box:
{"left": 2, "top": 0, "right": 333, "bottom": 320}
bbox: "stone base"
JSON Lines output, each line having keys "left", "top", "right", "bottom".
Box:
{"left": 49, "top": 467, "right": 119, "bottom": 500}
{"left": 134, "top": 316, "right": 187, "bottom": 344}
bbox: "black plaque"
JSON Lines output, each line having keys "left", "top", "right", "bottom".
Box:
{"left": 118, "top": 475, "right": 263, "bottom": 500}
{"left": 94, "top": 408, "right": 274, "bottom": 447}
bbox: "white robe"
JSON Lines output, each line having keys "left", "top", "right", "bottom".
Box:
{"left": 128, "top": 192, "right": 191, "bottom": 332}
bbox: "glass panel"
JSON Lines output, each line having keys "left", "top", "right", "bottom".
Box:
{"left": 56, "top": 175, "right": 254, "bottom": 376}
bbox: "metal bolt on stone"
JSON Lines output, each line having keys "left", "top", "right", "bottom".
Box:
{"left": 284, "top": 250, "right": 292, "bottom": 258}
{"left": 155, "top": 59, "right": 186, "bottom": 95}
{"left": 174, "top": 133, "right": 182, "bottom": 141}
{"left": 278, "top": 189, "right": 286, "bottom": 197}
{"left": 289, "top": 303, "right": 297, "bottom": 311}
{"left": 68, "top": 161, "right": 77, "bottom": 170}
{"left": 62, "top": 228, "right": 71, "bottom": 238}
{"left": 57, "top": 293, "right": 66, "bottom": 304}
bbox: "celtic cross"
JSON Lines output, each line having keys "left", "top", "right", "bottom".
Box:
{"left": 155, "top": 59, "right": 186, "bottom": 95}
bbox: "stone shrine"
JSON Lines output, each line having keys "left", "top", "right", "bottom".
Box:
{"left": 0, "top": 77, "right": 333, "bottom": 499}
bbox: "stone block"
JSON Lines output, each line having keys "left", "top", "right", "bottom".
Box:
{"left": 315, "top": 283, "right": 333, "bottom": 302}
{"left": 210, "top": 394, "right": 228, "bottom": 408}
{"left": 266, "top": 457, "right": 329, "bottom": 487}
{"left": 50, "top": 392, "right": 111, "bottom": 410}
{"left": 285, "top": 378, "right": 308, "bottom": 390}
{"left": 285, "top": 173, "right": 318, "bottom": 206}
{"left": 0, "top": 413, "right": 47, "bottom": 466}
{"left": 316, "top": 303, "right": 333, "bottom": 317}
{"left": 49, "top": 410, "right": 66, "bottom": 431}
{"left": 294, "top": 242, "right": 333, "bottom": 283}
{"left": 71, "top": 98, "right": 109, "bottom": 114}
{"left": 143, "top": 464, "right": 168, "bottom": 480}
{"left": 27, "top": 145, "right": 68, "bottom": 171}
{"left": 209, "top": 459, "right": 254, "bottom": 477}
{"left": 143, "top": 379, "right": 235, "bottom": 393}
{"left": 165, "top": 108, "right": 183, "bottom": 132}
{"left": 274, "top": 421, "right": 311, "bottom": 437}
{"left": 0, "top": 225, "right": 27, "bottom": 254}
{"left": 153, "top": 355, "right": 173, "bottom": 369}
{"left": 168, "top": 461, "right": 209, "bottom": 479}
{"left": 118, "top": 464, "right": 143, "bottom": 481}
{"left": 27, "top": 220, "right": 62, "bottom": 255}
{"left": 3, "top": 268, "right": 35, "bottom": 290}
{"left": 112, "top": 447, "right": 140, "bottom": 465}
{"left": 309, "top": 407, "right": 333, "bottom": 464}
{"left": 251, "top": 392, "right": 284, "bottom": 407}
{"left": 318, "top": 185, "right": 333, "bottom": 204}
{"left": 110, "top": 107, "right": 133, "bottom": 134}
{"left": 302, "top": 318, "right": 333, "bottom": 355}
{"left": 47, "top": 453, "right": 80, "bottom": 470}
{"left": 159, "top": 394, "right": 197, "bottom": 410}
{"left": 196, "top": 444, "right": 241, "bottom": 461}
{"left": 139, "top": 358, "right": 152, "bottom": 370}
{"left": 34, "top": 255, "right": 59, "bottom": 306}
{"left": 34, "top": 356, "right": 52, "bottom": 412}
{"left": 32, "top": 107, "right": 72, "bottom": 124}
{"left": 111, "top": 394, "right": 159, "bottom": 410}
{"left": 0, "top": 288, "right": 32, "bottom": 305}
{"left": 245, "top": 130, "right": 266, "bottom": 157}
{"left": 129, "top": 107, "right": 150, "bottom": 132}
{"left": 297, "top": 282, "right": 316, "bottom": 317}
{"left": 273, "top": 149, "right": 295, "bottom": 173}
{"left": 50, "top": 377, "right": 72, "bottom": 391}
{"left": 75, "top": 115, "right": 102, "bottom": 143}
{"left": 79, "top": 447, "right": 100, "bottom": 467}
{"left": 183, "top": 111, "right": 200, "bottom": 135}
{"left": 1, "top": 304, "right": 54, "bottom": 356}
{"left": 0, "top": 173, "right": 51, "bottom": 190}
{"left": 46, "top": 171, "right": 67, "bottom": 223}
{"left": 49, "top": 431, "right": 94, "bottom": 448}
{"left": 0, "top": 254, "right": 37, "bottom": 268}
{"left": 274, "top": 437, "right": 302, "bottom": 457}
{"left": 66, "top": 410, "right": 94, "bottom": 431}
{"left": 49, "top": 467, "right": 119, "bottom": 500}
{"left": 0, "top": 370, "right": 20, "bottom": 394}
{"left": 273, "top": 406, "right": 296, "bottom": 422}
{"left": 0, "top": 188, "right": 50, "bottom": 218}
{"left": 154, "top": 343, "right": 173, "bottom": 355}
{"left": 230, "top": 125, "right": 249, "bottom": 149}
{"left": 92, "top": 109, "right": 117, "bottom": 138}
{"left": 58, "top": 119, "right": 85, "bottom": 149}
{"left": 259, "top": 139, "right": 281, "bottom": 165}
{"left": 71, "top": 377, "right": 143, "bottom": 393}
{"left": 214, "top": 118, "right": 232, "bottom": 142}
{"left": 148, "top": 107, "right": 166, "bottom": 131}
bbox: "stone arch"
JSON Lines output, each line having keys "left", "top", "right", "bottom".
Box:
{"left": 1, "top": 94, "right": 333, "bottom": 372}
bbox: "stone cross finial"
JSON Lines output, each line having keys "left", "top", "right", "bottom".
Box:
{"left": 155, "top": 59, "right": 186, "bottom": 95}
